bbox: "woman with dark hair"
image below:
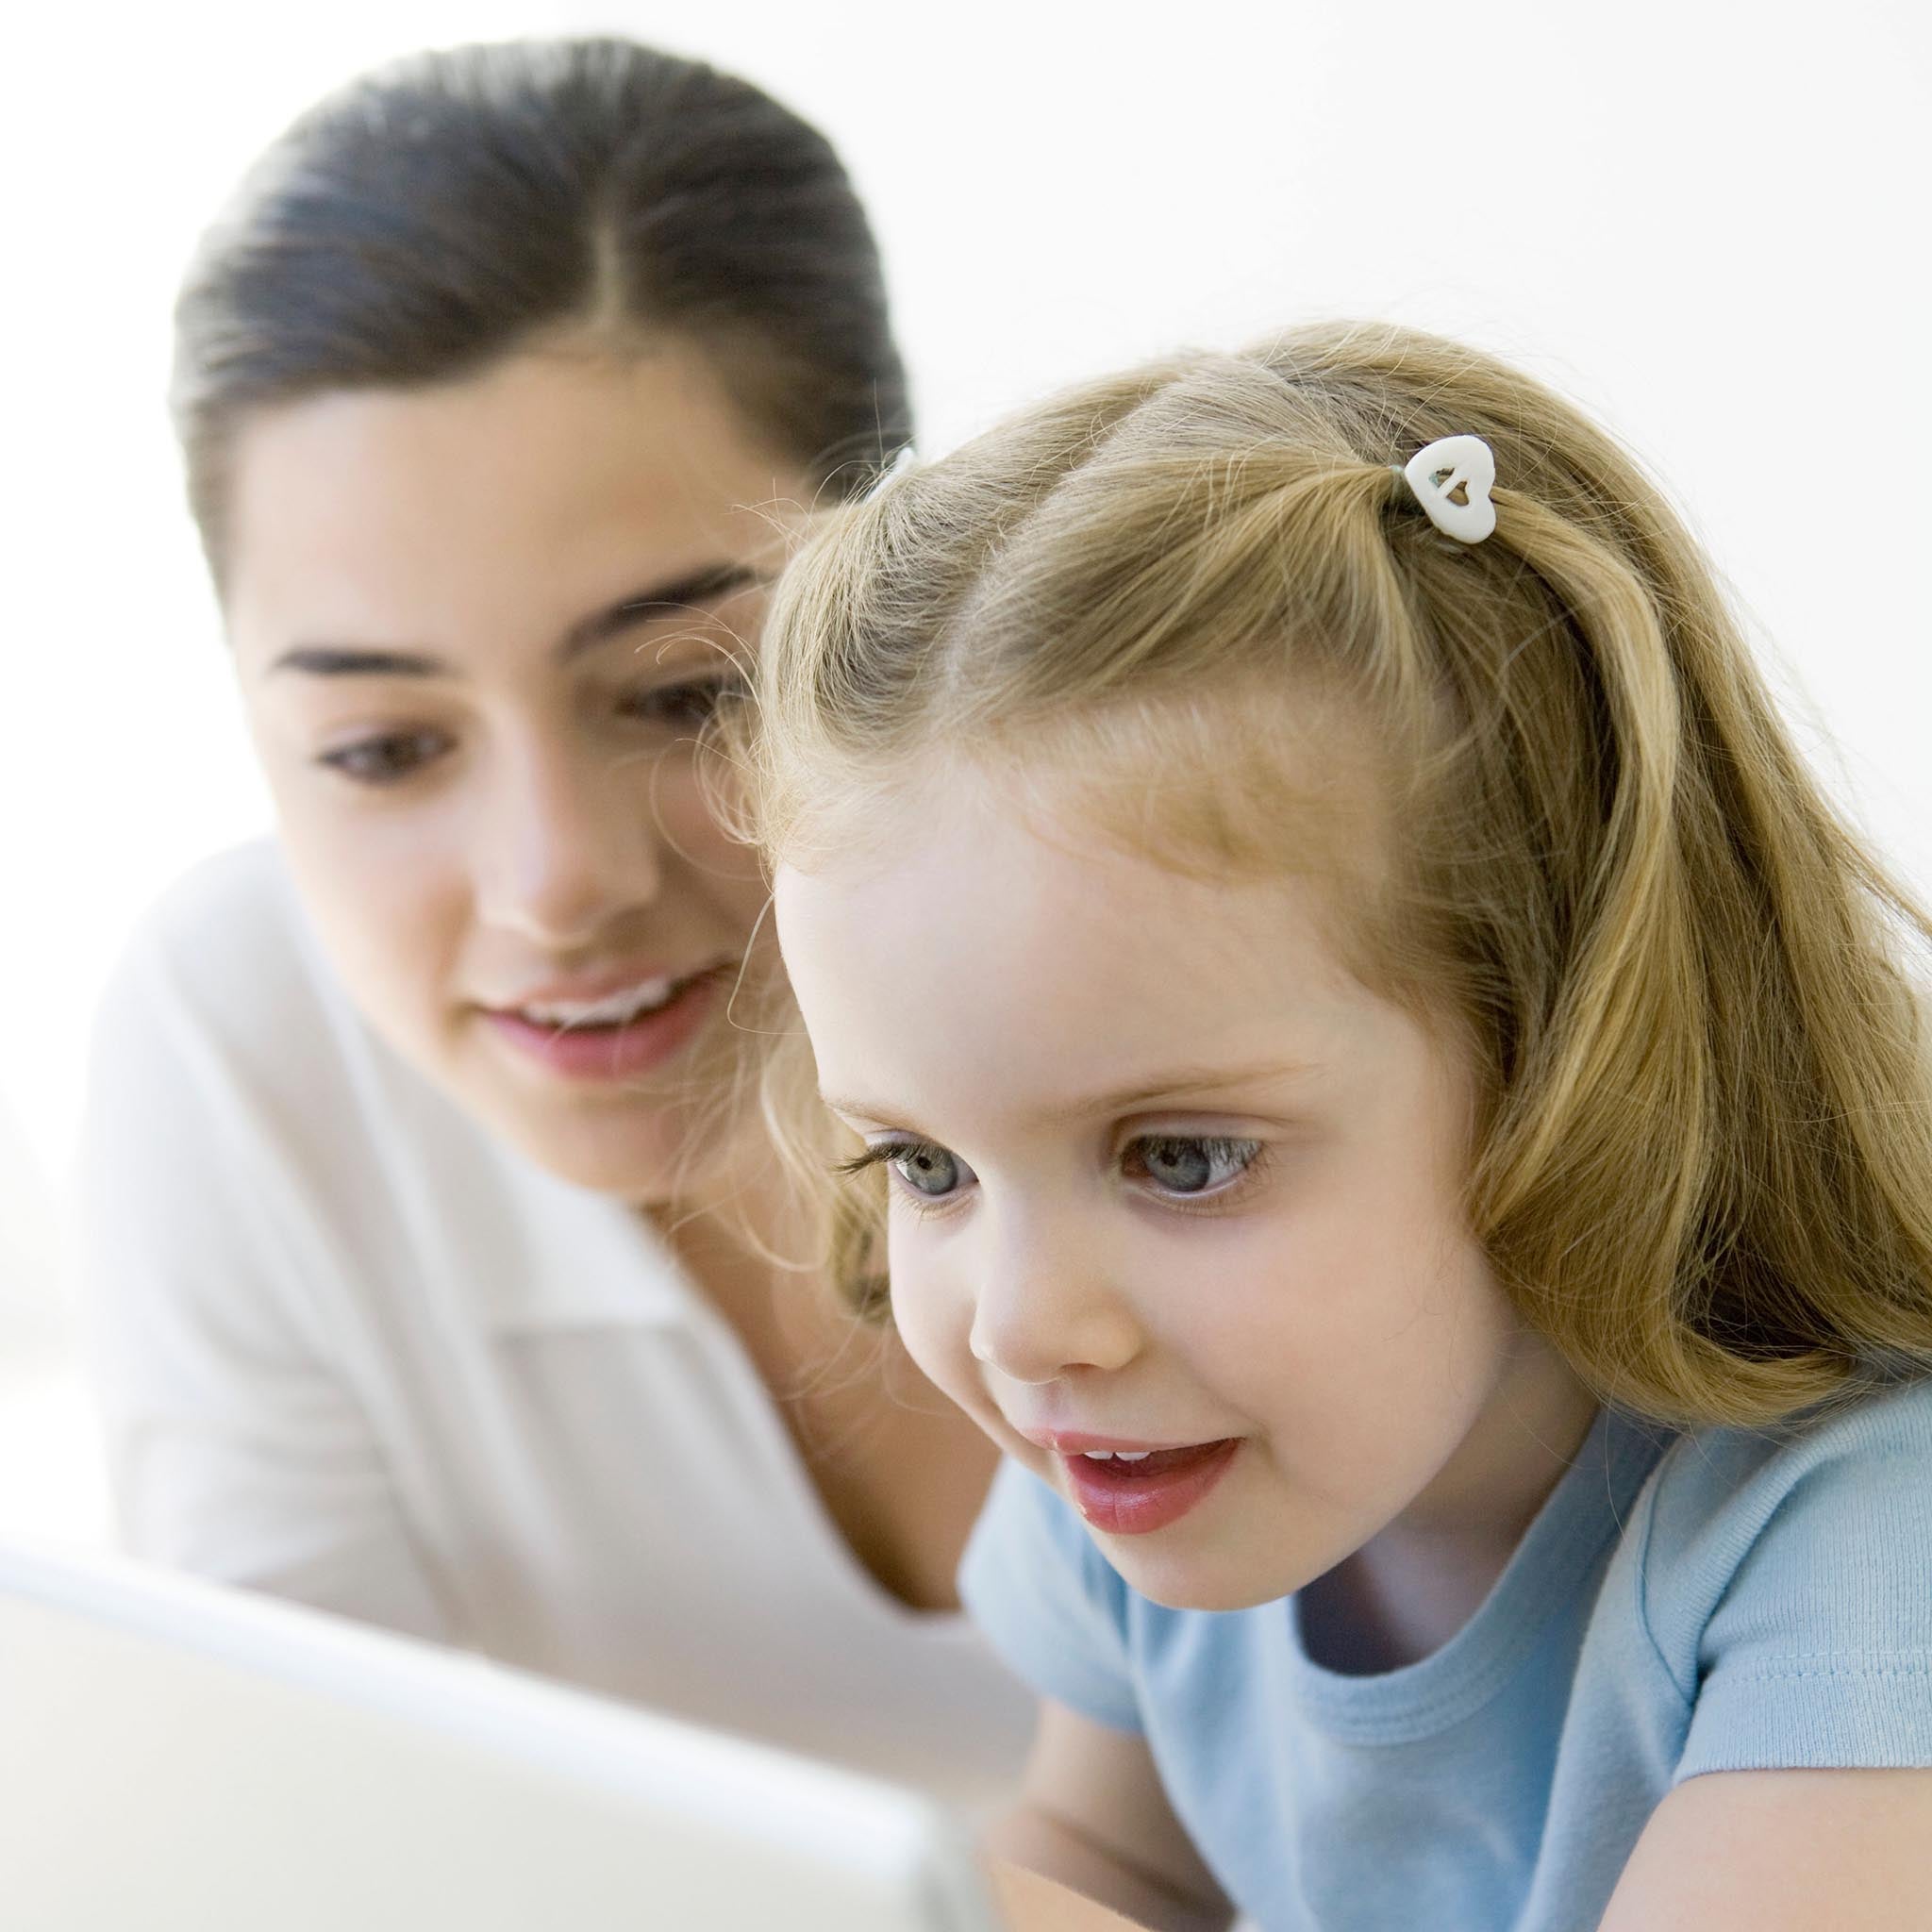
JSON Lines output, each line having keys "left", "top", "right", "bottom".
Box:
{"left": 80, "top": 37, "right": 1030, "bottom": 1801}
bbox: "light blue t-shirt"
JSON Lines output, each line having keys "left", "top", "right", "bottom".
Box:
{"left": 960, "top": 1381, "right": 1932, "bottom": 1931}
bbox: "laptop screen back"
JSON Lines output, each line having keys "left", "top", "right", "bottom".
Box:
{"left": 0, "top": 1544, "right": 998, "bottom": 1932}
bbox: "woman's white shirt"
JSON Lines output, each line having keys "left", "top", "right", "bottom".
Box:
{"left": 78, "top": 841, "right": 1033, "bottom": 1805}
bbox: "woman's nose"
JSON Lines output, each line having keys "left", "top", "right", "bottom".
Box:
{"left": 474, "top": 739, "right": 665, "bottom": 947}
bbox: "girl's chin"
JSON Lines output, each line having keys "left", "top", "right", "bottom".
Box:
{"left": 1104, "top": 1531, "right": 1314, "bottom": 1615}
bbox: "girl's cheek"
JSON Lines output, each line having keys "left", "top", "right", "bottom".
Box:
{"left": 888, "top": 1251, "right": 970, "bottom": 1389}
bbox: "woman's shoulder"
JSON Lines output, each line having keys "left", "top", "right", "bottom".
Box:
{"left": 83, "top": 842, "right": 660, "bottom": 1311}
{"left": 99, "top": 839, "right": 337, "bottom": 1036}
{"left": 86, "top": 839, "right": 408, "bottom": 1173}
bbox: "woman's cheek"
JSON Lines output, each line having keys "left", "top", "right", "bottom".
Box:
{"left": 276, "top": 802, "right": 468, "bottom": 1041}
{"left": 656, "top": 762, "right": 771, "bottom": 916}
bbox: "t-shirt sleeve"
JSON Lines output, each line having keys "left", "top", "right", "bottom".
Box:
{"left": 1657, "top": 1381, "right": 1932, "bottom": 1779}
{"left": 958, "top": 1457, "right": 1145, "bottom": 1735}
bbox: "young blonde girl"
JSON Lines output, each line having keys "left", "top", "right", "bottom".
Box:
{"left": 735, "top": 324, "right": 1932, "bottom": 1928}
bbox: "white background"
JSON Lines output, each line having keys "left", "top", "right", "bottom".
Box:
{"left": 1, "top": 0, "right": 1927, "bottom": 1533}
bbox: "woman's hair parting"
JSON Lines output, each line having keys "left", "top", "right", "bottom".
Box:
{"left": 741, "top": 320, "right": 1932, "bottom": 1427}
{"left": 173, "top": 36, "right": 909, "bottom": 581}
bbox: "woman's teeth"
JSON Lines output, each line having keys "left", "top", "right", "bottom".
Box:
{"left": 518, "top": 977, "right": 679, "bottom": 1028}
{"left": 1081, "top": 1449, "right": 1153, "bottom": 1462}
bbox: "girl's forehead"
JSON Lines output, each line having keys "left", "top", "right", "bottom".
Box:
{"left": 774, "top": 708, "right": 1401, "bottom": 989}
{"left": 773, "top": 769, "right": 1401, "bottom": 1129}
{"left": 782, "top": 681, "right": 1398, "bottom": 879}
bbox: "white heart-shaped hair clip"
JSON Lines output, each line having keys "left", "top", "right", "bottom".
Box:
{"left": 861, "top": 441, "right": 920, "bottom": 502}
{"left": 1400, "top": 434, "right": 1497, "bottom": 544}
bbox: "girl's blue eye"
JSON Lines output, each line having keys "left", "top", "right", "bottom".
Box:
{"left": 1124, "top": 1135, "right": 1262, "bottom": 1196}
{"left": 891, "top": 1142, "right": 973, "bottom": 1199}
{"left": 317, "top": 728, "right": 452, "bottom": 786}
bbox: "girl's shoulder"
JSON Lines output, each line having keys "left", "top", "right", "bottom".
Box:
{"left": 1643, "top": 1374, "right": 1932, "bottom": 1558}
{"left": 1631, "top": 1378, "right": 1932, "bottom": 1737}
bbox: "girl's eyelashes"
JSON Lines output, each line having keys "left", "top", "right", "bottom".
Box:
{"left": 833, "top": 1132, "right": 1269, "bottom": 1213}
{"left": 1121, "top": 1133, "right": 1267, "bottom": 1206}
{"left": 835, "top": 1138, "right": 976, "bottom": 1208}
{"left": 315, "top": 727, "right": 454, "bottom": 787}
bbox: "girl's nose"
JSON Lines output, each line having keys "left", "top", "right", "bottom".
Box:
{"left": 968, "top": 1225, "right": 1142, "bottom": 1386}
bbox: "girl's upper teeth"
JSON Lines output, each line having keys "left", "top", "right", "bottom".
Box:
{"left": 520, "top": 977, "right": 677, "bottom": 1027}
{"left": 1081, "top": 1449, "right": 1153, "bottom": 1461}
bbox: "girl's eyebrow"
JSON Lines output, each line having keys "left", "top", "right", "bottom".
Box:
{"left": 821, "top": 1058, "right": 1318, "bottom": 1131}
{"left": 267, "top": 562, "right": 764, "bottom": 680}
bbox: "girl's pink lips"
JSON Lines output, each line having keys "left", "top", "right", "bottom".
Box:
{"left": 478, "top": 964, "right": 728, "bottom": 1083}
{"left": 1045, "top": 1435, "right": 1242, "bottom": 1538}
{"left": 1021, "top": 1429, "right": 1199, "bottom": 1455}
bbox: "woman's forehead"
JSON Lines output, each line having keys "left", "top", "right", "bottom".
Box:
{"left": 222, "top": 351, "right": 804, "bottom": 672}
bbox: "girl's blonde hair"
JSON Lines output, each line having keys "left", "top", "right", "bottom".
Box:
{"left": 737, "top": 320, "right": 1932, "bottom": 1428}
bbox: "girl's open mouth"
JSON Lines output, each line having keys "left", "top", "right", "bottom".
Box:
{"left": 1059, "top": 1439, "right": 1240, "bottom": 1536}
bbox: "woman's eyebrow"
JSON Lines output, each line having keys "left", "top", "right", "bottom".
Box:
{"left": 267, "top": 562, "right": 765, "bottom": 679}
{"left": 558, "top": 561, "right": 763, "bottom": 662}
{"left": 269, "top": 643, "right": 447, "bottom": 678}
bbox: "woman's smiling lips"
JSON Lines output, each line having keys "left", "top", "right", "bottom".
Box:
{"left": 477, "top": 959, "right": 733, "bottom": 1082}
{"left": 1020, "top": 1428, "right": 1243, "bottom": 1537}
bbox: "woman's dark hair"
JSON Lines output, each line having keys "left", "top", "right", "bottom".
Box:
{"left": 174, "top": 37, "right": 910, "bottom": 580}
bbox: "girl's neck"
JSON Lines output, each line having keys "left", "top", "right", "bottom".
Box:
{"left": 1300, "top": 1340, "right": 1599, "bottom": 1675}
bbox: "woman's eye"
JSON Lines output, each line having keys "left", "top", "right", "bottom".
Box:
{"left": 316, "top": 728, "right": 452, "bottom": 786}
{"left": 621, "top": 675, "right": 743, "bottom": 730}
{"left": 888, "top": 1141, "right": 974, "bottom": 1200}
{"left": 1123, "top": 1135, "right": 1262, "bottom": 1197}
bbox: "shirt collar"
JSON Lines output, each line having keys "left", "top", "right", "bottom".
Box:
{"left": 341, "top": 968, "right": 698, "bottom": 1336}
{"left": 465, "top": 1175, "right": 696, "bottom": 1335}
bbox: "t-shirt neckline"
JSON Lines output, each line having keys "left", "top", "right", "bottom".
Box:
{"left": 1281, "top": 1407, "right": 1670, "bottom": 1745}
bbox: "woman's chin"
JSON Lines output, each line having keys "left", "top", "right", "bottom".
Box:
{"left": 464, "top": 1080, "right": 723, "bottom": 1205}
{"left": 440, "top": 1001, "right": 754, "bottom": 1206}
